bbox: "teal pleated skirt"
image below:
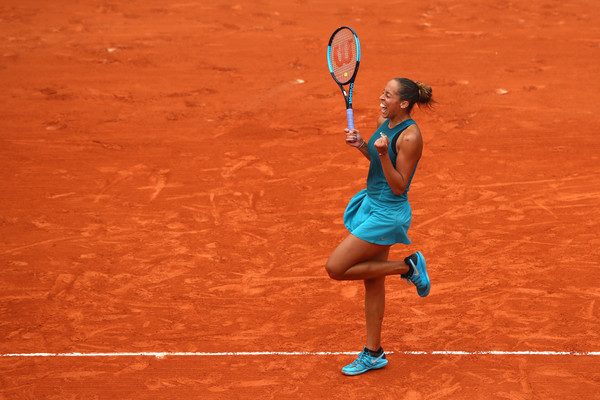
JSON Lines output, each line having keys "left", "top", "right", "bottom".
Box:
{"left": 343, "top": 189, "right": 412, "bottom": 246}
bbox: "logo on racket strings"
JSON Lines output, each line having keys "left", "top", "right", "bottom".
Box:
{"left": 333, "top": 39, "right": 354, "bottom": 67}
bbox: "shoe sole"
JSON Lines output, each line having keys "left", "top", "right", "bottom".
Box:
{"left": 415, "top": 251, "right": 430, "bottom": 297}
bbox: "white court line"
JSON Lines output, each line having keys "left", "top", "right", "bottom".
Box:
{"left": 1, "top": 351, "right": 599, "bottom": 359}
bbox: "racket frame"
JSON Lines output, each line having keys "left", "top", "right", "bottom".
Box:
{"left": 327, "top": 26, "right": 361, "bottom": 130}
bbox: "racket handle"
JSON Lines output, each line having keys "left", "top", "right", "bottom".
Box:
{"left": 346, "top": 108, "right": 355, "bottom": 131}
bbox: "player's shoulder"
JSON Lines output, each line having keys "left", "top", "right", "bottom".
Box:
{"left": 396, "top": 123, "right": 422, "bottom": 153}
{"left": 402, "top": 122, "right": 421, "bottom": 139}
{"left": 376, "top": 115, "right": 386, "bottom": 128}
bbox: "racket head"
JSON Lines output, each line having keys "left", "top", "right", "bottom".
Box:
{"left": 327, "top": 26, "right": 360, "bottom": 85}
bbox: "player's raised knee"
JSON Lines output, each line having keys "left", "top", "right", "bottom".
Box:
{"left": 325, "top": 259, "right": 345, "bottom": 281}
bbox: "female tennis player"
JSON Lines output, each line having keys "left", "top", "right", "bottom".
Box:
{"left": 325, "top": 77, "right": 433, "bottom": 376}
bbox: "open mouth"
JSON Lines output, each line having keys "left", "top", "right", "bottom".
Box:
{"left": 380, "top": 103, "right": 387, "bottom": 114}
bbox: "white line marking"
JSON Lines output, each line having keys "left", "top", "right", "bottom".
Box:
{"left": 1, "top": 351, "right": 599, "bottom": 359}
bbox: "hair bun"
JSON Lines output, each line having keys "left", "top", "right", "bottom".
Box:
{"left": 415, "top": 81, "right": 433, "bottom": 104}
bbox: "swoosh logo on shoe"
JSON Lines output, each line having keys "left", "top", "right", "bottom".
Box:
{"left": 370, "top": 353, "right": 385, "bottom": 363}
{"left": 411, "top": 260, "right": 420, "bottom": 277}
{"left": 410, "top": 260, "right": 421, "bottom": 276}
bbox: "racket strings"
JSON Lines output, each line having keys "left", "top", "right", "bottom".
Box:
{"left": 330, "top": 29, "right": 358, "bottom": 84}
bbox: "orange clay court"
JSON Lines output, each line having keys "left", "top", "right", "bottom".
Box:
{"left": 1, "top": 0, "right": 599, "bottom": 398}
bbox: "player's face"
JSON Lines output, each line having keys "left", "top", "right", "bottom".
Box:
{"left": 379, "top": 80, "right": 408, "bottom": 119}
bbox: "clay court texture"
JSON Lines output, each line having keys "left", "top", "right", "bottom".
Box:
{"left": 1, "top": 0, "right": 599, "bottom": 398}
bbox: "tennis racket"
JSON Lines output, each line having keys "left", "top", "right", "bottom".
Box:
{"left": 327, "top": 26, "right": 361, "bottom": 131}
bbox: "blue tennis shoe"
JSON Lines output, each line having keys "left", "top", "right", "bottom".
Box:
{"left": 341, "top": 347, "right": 388, "bottom": 376}
{"left": 405, "top": 251, "right": 430, "bottom": 297}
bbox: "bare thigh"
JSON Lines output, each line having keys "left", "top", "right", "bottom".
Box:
{"left": 325, "top": 234, "right": 390, "bottom": 279}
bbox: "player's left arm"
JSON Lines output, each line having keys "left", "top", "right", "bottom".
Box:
{"left": 376, "top": 125, "right": 423, "bottom": 195}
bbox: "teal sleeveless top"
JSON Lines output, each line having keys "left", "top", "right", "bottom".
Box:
{"left": 366, "top": 118, "right": 418, "bottom": 203}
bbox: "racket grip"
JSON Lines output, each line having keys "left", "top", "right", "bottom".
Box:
{"left": 346, "top": 108, "right": 355, "bottom": 131}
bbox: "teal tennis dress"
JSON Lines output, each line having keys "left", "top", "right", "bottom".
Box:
{"left": 344, "top": 119, "right": 419, "bottom": 246}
